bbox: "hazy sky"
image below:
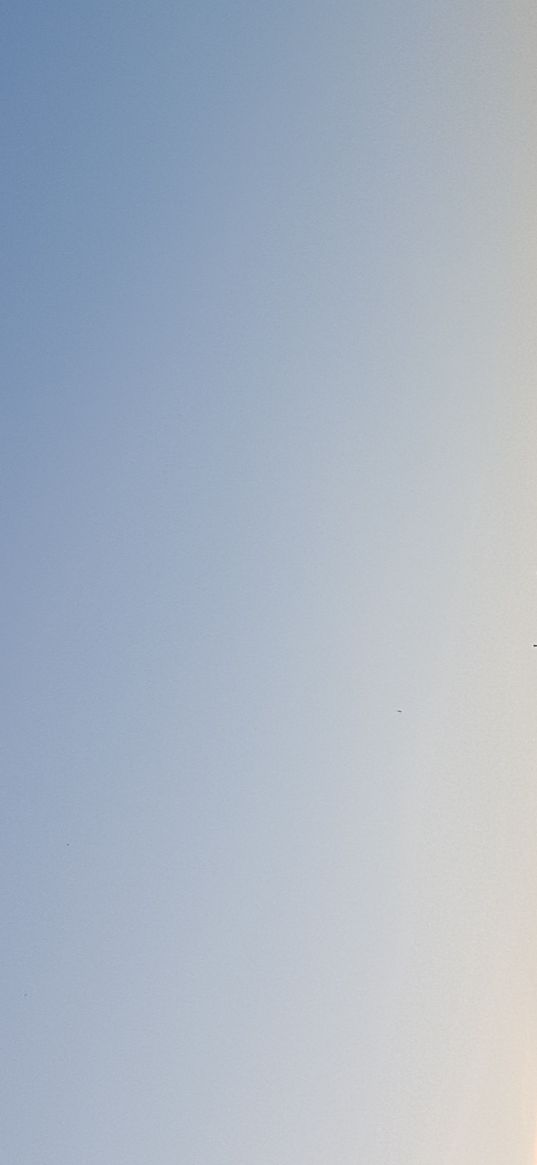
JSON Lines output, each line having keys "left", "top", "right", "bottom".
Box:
{"left": 2, "top": 3, "right": 537, "bottom": 1162}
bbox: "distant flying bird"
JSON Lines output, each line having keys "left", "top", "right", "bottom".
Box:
{"left": 397, "top": 709, "right": 403, "bottom": 713}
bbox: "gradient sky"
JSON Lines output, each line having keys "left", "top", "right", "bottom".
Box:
{"left": 2, "top": 3, "right": 537, "bottom": 1162}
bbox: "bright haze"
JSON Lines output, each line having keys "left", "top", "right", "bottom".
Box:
{"left": 2, "top": 3, "right": 536, "bottom": 1162}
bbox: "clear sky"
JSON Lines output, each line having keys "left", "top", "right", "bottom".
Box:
{"left": 2, "top": 3, "right": 536, "bottom": 1162}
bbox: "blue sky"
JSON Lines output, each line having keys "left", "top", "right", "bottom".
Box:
{"left": 2, "top": 3, "right": 536, "bottom": 1162}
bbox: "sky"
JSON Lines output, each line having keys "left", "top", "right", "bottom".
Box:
{"left": 2, "top": 2, "right": 537, "bottom": 1162}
